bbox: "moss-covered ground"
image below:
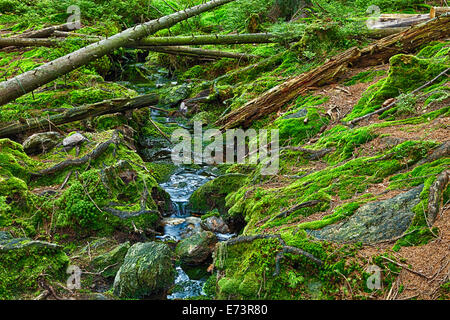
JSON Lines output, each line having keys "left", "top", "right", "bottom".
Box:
{"left": 0, "top": 0, "right": 448, "bottom": 300}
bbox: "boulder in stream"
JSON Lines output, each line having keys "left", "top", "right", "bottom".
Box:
{"left": 201, "top": 215, "right": 230, "bottom": 234}
{"left": 175, "top": 231, "right": 217, "bottom": 266}
{"left": 113, "top": 242, "right": 175, "bottom": 299}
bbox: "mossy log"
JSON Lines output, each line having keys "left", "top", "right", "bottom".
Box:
{"left": 0, "top": 32, "right": 293, "bottom": 50}
{"left": 0, "top": 0, "right": 237, "bottom": 106}
{"left": 15, "top": 23, "right": 76, "bottom": 39}
{"left": 0, "top": 94, "right": 159, "bottom": 138}
{"left": 367, "top": 13, "right": 430, "bottom": 29}
{"left": 216, "top": 15, "right": 450, "bottom": 129}
{"left": 137, "top": 45, "right": 259, "bottom": 60}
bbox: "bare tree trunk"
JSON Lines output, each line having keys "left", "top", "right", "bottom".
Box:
{"left": 0, "top": 94, "right": 159, "bottom": 138}
{"left": 139, "top": 45, "right": 259, "bottom": 60}
{"left": 136, "top": 32, "right": 300, "bottom": 46}
{"left": 0, "top": 0, "right": 236, "bottom": 107}
{"left": 430, "top": 7, "right": 450, "bottom": 18}
{"left": 0, "top": 32, "right": 298, "bottom": 49}
{"left": 15, "top": 23, "right": 76, "bottom": 38}
{"left": 216, "top": 15, "right": 450, "bottom": 129}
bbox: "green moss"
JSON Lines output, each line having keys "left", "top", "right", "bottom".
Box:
{"left": 274, "top": 95, "right": 329, "bottom": 146}
{"left": 228, "top": 140, "right": 437, "bottom": 234}
{"left": 345, "top": 51, "right": 449, "bottom": 121}
{"left": 314, "top": 125, "right": 377, "bottom": 164}
{"left": 0, "top": 244, "right": 69, "bottom": 299}
{"left": 188, "top": 174, "right": 248, "bottom": 215}
{"left": 343, "top": 69, "right": 387, "bottom": 86}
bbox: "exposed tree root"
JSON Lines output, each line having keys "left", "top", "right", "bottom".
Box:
{"left": 282, "top": 146, "right": 333, "bottom": 160}
{"left": 427, "top": 170, "right": 449, "bottom": 225}
{"left": 31, "top": 131, "right": 120, "bottom": 178}
{"left": 222, "top": 234, "right": 323, "bottom": 276}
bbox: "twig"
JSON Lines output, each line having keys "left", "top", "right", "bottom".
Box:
{"left": 148, "top": 118, "right": 172, "bottom": 145}
{"left": 381, "top": 256, "right": 432, "bottom": 279}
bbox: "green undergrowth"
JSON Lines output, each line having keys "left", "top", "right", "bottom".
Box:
{"left": 1, "top": 130, "right": 170, "bottom": 239}
{"left": 0, "top": 242, "right": 69, "bottom": 299}
{"left": 274, "top": 94, "right": 329, "bottom": 146}
{"left": 345, "top": 43, "right": 449, "bottom": 122}
{"left": 213, "top": 233, "right": 370, "bottom": 299}
{"left": 226, "top": 140, "right": 439, "bottom": 234}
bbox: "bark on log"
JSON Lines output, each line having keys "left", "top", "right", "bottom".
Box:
{"left": 15, "top": 23, "right": 77, "bottom": 39}
{"left": 216, "top": 15, "right": 450, "bottom": 129}
{"left": 137, "top": 45, "right": 259, "bottom": 60}
{"left": 430, "top": 7, "right": 450, "bottom": 18}
{"left": 0, "top": 32, "right": 296, "bottom": 49}
{"left": 0, "top": 0, "right": 237, "bottom": 107}
{"left": 367, "top": 14, "right": 430, "bottom": 29}
{"left": 0, "top": 94, "right": 159, "bottom": 138}
{"left": 136, "top": 32, "right": 300, "bottom": 46}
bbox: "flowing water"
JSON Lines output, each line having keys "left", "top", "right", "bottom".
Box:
{"left": 120, "top": 71, "right": 234, "bottom": 299}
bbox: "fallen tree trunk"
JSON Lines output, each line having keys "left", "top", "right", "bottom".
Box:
{"left": 136, "top": 32, "right": 300, "bottom": 46}
{"left": 138, "top": 45, "right": 259, "bottom": 60}
{"left": 216, "top": 15, "right": 450, "bottom": 129}
{"left": 0, "top": 94, "right": 159, "bottom": 138}
{"left": 367, "top": 13, "right": 430, "bottom": 29}
{"left": 15, "top": 23, "right": 77, "bottom": 39}
{"left": 430, "top": 7, "right": 450, "bottom": 18}
{"left": 0, "top": 0, "right": 236, "bottom": 107}
{"left": 0, "top": 32, "right": 297, "bottom": 49}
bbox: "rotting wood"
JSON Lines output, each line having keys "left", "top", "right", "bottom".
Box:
{"left": 0, "top": 94, "right": 160, "bottom": 138}
{"left": 216, "top": 15, "right": 450, "bottom": 130}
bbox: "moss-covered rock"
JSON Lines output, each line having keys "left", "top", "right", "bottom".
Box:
{"left": 90, "top": 241, "right": 131, "bottom": 278}
{"left": 309, "top": 185, "right": 423, "bottom": 243}
{"left": 0, "top": 233, "right": 69, "bottom": 299}
{"left": 22, "top": 132, "right": 62, "bottom": 155}
{"left": 113, "top": 242, "right": 175, "bottom": 299}
{"left": 175, "top": 231, "right": 217, "bottom": 267}
{"left": 188, "top": 173, "right": 248, "bottom": 215}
